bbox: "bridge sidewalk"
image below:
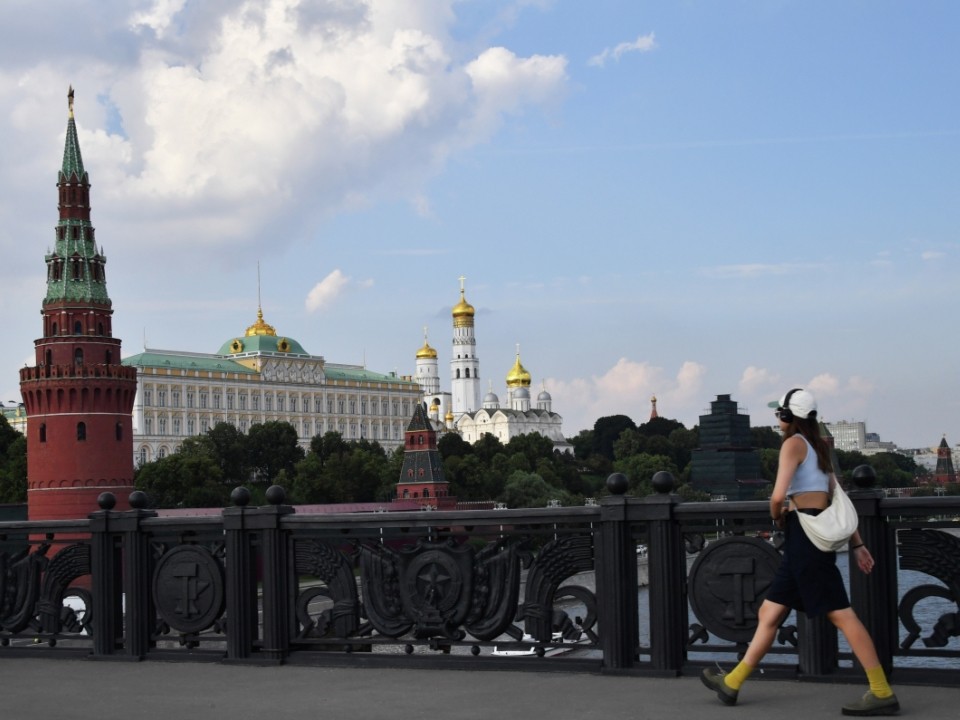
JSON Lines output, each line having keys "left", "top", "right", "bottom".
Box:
{"left": 0, "top": 657, "right": 953, "bottom": 720}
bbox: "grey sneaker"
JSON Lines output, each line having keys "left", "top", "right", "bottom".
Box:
{"left": 841, "top": 691, "right": 900, "bottom": 716}
{"left": 700, "top": 667, "right": 738, "bottom": 706}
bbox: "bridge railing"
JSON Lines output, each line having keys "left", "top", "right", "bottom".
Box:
{"left": 0, "top": 471, "right": 957, "bottom": 685}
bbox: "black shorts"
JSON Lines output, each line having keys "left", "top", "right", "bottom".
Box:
{"left": 764, "top": 510, "right": 851, "bottom": 618}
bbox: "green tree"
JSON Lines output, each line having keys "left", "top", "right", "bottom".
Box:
{"left": 613, "top": 453, "right": 679, "bottom": 496}
{"left": 438, "top": 433, "right": 472, "bottom": 459}
{"left": 135, "top": 451, "right": 228, "bottom": 508}
{"left": 751, "top": 426, "right": 782, "bottom": 449}
{"left": 204, "top": 422, "right": 250, "bottom": 483}
{"left": 637, "top": 416, "right": 685, "bottom": 437}
{"left": 247, "top": 421, "right": 305, "bottom": 484}
{"left": 499, "top": 471, "right": 572, "bottom": 508}
{"left": 592, "top": 415, "right": 637, "bottom": 460}
{"left": 0, "top": 434, "right": 27, "bottom": 504}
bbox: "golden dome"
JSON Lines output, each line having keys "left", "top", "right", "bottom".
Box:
{"left": 452, "top": 288, "right": 475, "bottom": 328}
{"left": 245, "top": 307, "right": 277, "bottom": 337}
{"left": 445, "top": 410, "right": 455, "bottom": 422}
{"left": 416, "top": 328, "right": 438, "bottom": 359}
{"left": 506, "top": 353, "right": 532, "bottom": 388}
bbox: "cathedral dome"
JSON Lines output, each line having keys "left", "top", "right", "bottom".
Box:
{"left": 416, "top": 340, "right": 438, "bottom": 359}
{"left": 484, "top": 390, "right": 500, "bottom": 404}
{"left": 218, "top": 307, "right": 307, "bottom": 355}
{"left": 537, "top": 389, "right": 552, "bottom": 402}
{"left": 513, "top": 387, "right": 531, "bottom": 399}
{"left": 505, "top": 354, "right": 532, "bottom": 388}
{"left": 452, "top": 288, "right": 475, "bottom": 328}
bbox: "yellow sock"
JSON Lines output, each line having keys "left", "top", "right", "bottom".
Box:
{"left": 866, "top": 665, "right": 893, "bottom": 699}
{"left": 724, "top": 660, "right": 755, "bottom": 691}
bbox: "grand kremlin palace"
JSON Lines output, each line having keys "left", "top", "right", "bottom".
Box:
{"left": 123, "top": 308, "right": 421, "bottom": 465}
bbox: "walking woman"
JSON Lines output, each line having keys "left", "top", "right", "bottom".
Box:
{"left": 701, "top": 388, "right": 899, "bottom": 716}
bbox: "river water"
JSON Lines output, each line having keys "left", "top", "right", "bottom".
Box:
{"left": 590, "top": 550, "right": 960, "bottom": 669}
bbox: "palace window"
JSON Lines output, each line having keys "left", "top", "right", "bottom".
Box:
{"left": 158, "top": 418, "right": 166, "bottom": 435}
{"left": 239, "top": 394, "right": 247, "bottom": 410}
{"left": 77, "top": 422, "right": 86, "bottom": 441}
{"left": 213, "top": 394, "right": 221, "bottom": 410}
{"left": 188, "top": 419, "right": 195, "bottom": 435}
{"left": 145, "top": 418, "right": 152, "bottom": 435}
{"left": 172, "top": 391, "right": 180, "bottom": 408}
{"left": 173, "top": 418, "right": 181, "bottom": 435}
{"left": 144, "top": 390, "right": 152, "bottom": 406}
{"left": 158, "top": 391, "right": 166, "bottom": 407}
{"left": 252, "top": 395, "right": 259, "bottom": 410}
{"left": 200, "top": 393, "right": 208, "bottom": 409}
{"left": 277, "top": 396, "right": 285, "bottom": 412}
{"left": 265, "top": 395, "right": 273, "bottom": 411}
{"left": 227, "top": 394, "right": 234, "bottom": 410}
{"left": 290, "top": 397, "right": 296, "bottom": 412}
{"left": 40, "top": 424, "right": 47, "bottom": 442}
{"left": 187, "top": 392, "right": 194, "bottom": 408}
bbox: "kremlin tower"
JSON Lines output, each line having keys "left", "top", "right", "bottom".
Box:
{"left": 450, "top": 277, "right": 481, "bottom": 418}
{"left": 19, "top": 88, "right": 138, "bottom": 520}
{"left": 395, "top": 402, "right": 454, "bottom": 509}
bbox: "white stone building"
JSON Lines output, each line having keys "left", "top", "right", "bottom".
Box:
{"left": 124, "top": 308, "right": 421, "bottom": 465}
{"left": 410, "top": 279, "right": 571, "bottom": 453}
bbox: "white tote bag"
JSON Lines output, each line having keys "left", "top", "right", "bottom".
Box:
{"left": 796, "top": 480, "right": 859, "bottom": 552}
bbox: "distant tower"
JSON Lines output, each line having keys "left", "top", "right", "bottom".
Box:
{"left": 450, "top": 277, "right": 481, "bottom": 417}
{"left": 396, "top": 403, "right": 454, "bottom": 509}
{"left": 649, "top": 395, "right": 659, "bottom": 420}
{"left": 19, "top": 88, "right": 138, "bottom": 520}
{"left": 934, "top": 436, "right": 956, "bottom": 485}
{"left": 506, "top": 347, "right": 532, "bottom": 412}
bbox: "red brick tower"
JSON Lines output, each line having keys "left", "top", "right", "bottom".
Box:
{"left": 19, "top": 88, "right": 138, "bottom": 520}
{"left": 395, "top": 402, "right": 455, "bottom": 509}
{"left": 933, "top": 435, "right": 956, "bottom": 486}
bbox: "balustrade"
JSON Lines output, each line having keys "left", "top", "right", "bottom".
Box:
{"left": 0, "top": 468, "right": 957, "bottom": 685}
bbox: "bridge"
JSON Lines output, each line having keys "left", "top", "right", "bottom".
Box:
{"left": 0, "top": 467, "right": 957, "bottom": 710}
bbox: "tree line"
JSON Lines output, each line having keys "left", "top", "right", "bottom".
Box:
{"left": 0, "top": 412, "right": 954, "bottom": 510}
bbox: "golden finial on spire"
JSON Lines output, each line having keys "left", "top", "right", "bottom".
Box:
{"left": 68, "top": 85, "right": 75, "bottom": 118}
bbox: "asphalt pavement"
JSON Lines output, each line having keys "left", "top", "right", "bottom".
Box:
{"left": 0, "top": 656, "right": 954, "bottom": 720}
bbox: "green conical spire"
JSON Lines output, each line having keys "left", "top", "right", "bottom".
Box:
{"left": 59, "top": 86, "right": 87, "bottom": 183}
{"left": 44, "top": 87, "right": 109, "bottom": 307}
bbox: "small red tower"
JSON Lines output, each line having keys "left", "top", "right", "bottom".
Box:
{"left": 933, "top": 435, "right": 956, "bottom": 486}
{"left": 395, "top": 402, "right": 455, "bottom": 509}
{"left": 19, "top": 88, "right": 138, "bottom": 520}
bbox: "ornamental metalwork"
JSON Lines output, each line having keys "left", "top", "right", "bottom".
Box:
{"left": 152, "top": 545, "right": 225, "bottom": 635}
{"left": 897, "top": 528, "right": 960, "bottom": 649}
{"left": 687, "top": 536, "right": 782, "bottom": 643}
{"left": 0, "top": 542, "right": 91, "bottom": 635}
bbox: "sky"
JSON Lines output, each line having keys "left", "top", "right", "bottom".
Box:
{"left": 0, "top": 0, "right": 957, "bottom": 450}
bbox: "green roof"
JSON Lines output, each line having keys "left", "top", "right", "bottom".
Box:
{"left": 324, "top": 366, "right": 417, "bottom": 385}
{"left": 216, "top": 334, "right": 308, "bottom": 356}
{"left": 123, "top": 352, "right": 257, "bottom": 374}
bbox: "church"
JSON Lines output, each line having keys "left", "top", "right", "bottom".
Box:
{"left": 410, "top": 279, "right": 571, "bottom": 453}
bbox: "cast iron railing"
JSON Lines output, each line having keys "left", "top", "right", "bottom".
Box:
{"left": 0, "top": 468, "right": 957, "bottom": 685}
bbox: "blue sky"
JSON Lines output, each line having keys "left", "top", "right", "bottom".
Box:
{"left": 1, "top": 1, "right": 957, "bottom": 449}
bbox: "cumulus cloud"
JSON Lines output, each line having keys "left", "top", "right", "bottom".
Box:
{"left": 588, "top": 32, "right": 656, "bottom": 68}
{"left": 546, "top": 358, "right": 706, "bottom": 433}
{"left": 739, "top": 366, "right": 781, "bottom": 396}
{"left": 305, "top": 269, "right": 350, "bottom": 313}
{"left": 0, "top": 0, "right": 569, "bottom": 260}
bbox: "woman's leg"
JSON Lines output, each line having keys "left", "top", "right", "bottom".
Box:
{"left": 742, "top": 599, "right": 791, "bottom": 667}
{"left": 827, "top": 607, "right": 880, "bottom": 669}
{"left": 827, "top": 608, "right": 895, "bottom": 701}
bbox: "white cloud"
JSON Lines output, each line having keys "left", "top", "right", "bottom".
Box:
{"left": 588, "top": 32, "right": 656, "bottom": 68}
{"left": 0, "top": 0, "right": 570, "bottom": 259}
{"left": 921, "top": 250, "right": 945, "bottom": 260}
{"left": 807, "top": 373, "right": 841, "bottom": 398}
{"left": 546, "top": 358, "right": 706, "bottom": 433}
{"left": 465, "top": 46, "right": 568, "bottom": 136}
{"left": 305, "top": 269, "right": 350, "bottom": 313}
{"left": 739, "top": 366, "right": 780, "bottom": 395}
